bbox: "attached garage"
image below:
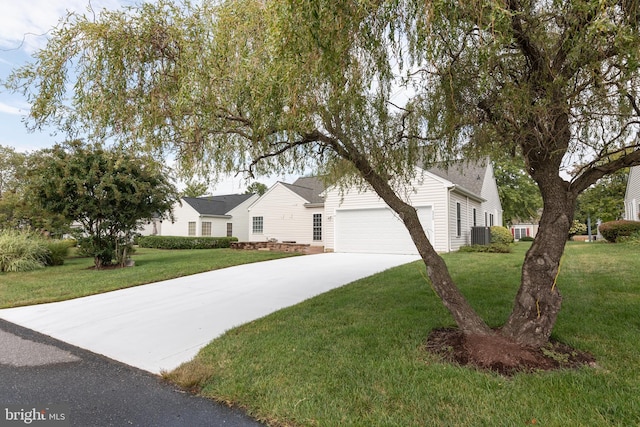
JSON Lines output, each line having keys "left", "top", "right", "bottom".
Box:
{"left": 334, "top": 206, "right": 433, "bottom": 254}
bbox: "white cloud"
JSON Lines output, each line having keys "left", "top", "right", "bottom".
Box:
{"left": 0, "top": 101, "right": 24, "bottom": 116}
{"left": 0, "top": 0, "right": 125, "bottom": 52}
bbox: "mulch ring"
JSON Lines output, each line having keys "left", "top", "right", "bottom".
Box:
{"left": 424, "top": 327, "right": 597, "bottom": 376}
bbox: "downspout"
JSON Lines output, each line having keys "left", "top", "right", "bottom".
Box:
{"left": 446, "top": 185, "right": 455, "bottom": 252}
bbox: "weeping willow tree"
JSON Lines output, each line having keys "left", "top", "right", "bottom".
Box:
{"left": 6, "top": 0, "right": 640, "bottom": 361}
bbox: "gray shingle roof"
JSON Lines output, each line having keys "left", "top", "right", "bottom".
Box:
{"left": 182, "top": 193, "right": 255, "bottom": 216}
{"left": 282, "top": 177, "right": 326, "bottom": 204}
{"left": 426, "top": 158, "right": 487, "bottom": 197}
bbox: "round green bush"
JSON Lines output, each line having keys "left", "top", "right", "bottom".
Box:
{"left": 43, "top": 240, "right": 70, "bottom": 266}
{"left": 490, "top": 226, "right": 514, "bottom": 244}
{"left": 599, "top": 220, "right": 640, "bottom": 242}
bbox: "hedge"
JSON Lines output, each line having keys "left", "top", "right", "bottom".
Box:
{"left": 137, "top": 235, "right": 238, "bottom": 249}
{"left": 598, "top": 220, "right": 640, "bottom": 243}
{"left": 458, "top": 243, "right": 512, "bottom": 253}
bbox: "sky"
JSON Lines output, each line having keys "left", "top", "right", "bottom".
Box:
{"left": 0, "top": 0, "right": 290, "bottom": 194}
{"left": 0, "top": 0, "right": 129, "bottom": 152}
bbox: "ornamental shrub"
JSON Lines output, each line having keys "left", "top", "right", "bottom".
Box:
{"left": 568, "top": 220, "right": 587, "bottom": 237}
{"left": 0, "top": 229, "right": 49, "bottom": 272}
{"left": 490, "top": 226, "right": 514, "bottom": 244}
{"left": 43, "top": 240, "right": 70, "bottom": 266}
{"left": 137, "top": 236, "right": 238, "bottom": 249}
{"left": 599, "top": 220, "right": 640, "bottom": 242}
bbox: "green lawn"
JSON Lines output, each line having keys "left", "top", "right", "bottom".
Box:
{"left": 166, "top": 242, "right": 640, "bottom": 426}
{"left": 0, "top": 248, "right": 297, "bottom": 308}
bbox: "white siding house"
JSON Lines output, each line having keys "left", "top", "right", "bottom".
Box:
{"left": 247, "top": 177, "right": 325, "bottom": 246}
{"left": 624, "top": 166, "right": 640, "bottom": 221}
{"left": 324, "top": 159, "right": 503, "bottom": 254}
{"left": 160, "top": 194, "right": 258, "bottom": 240}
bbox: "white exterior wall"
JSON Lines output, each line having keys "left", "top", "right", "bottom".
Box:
{"left": 248, "top": 183, "right": 324, "bottom": 245}
{"left": 625, "top": 166, "right": 640, "bottom": 221}
{"left": 448, "top": 192, "right": 483, "bottom": 251}
{"left": 324, "top": 170, "right": 452, "bottom": 252}
{"left": 226, "top": 194, "right": 259, "bottom": 241}
{"left": 161, "top": 202, "right": 199, "bottom": 236}
{"left": 481, "top": 162, "right": 504, "bottom": 227}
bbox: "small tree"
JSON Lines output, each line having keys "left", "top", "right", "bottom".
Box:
{"left": 245, "top": 182, "right": 268, "bottom": 196}
{"left": 27, "top": 142, "right": 179, "bottom": 268}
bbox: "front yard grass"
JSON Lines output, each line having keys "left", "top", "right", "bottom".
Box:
{"left": 166, "top": 242, "right": 640, "bottom": 426}
{"left": 0, "top": 248, "right": 298, "bottom": 308}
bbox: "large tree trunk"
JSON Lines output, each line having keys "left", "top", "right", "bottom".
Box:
{"left": 501, "top": 173, "right": 577, "bottom": 347}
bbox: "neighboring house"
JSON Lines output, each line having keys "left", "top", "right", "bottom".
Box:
{"left": 510, "top": 222, "right": 539, "bottom": 241}
{"left": 624, "top": 165, "right": 640, "bottom": 221}
{"left": 160, "top": 193, "right": 259, "bottom": 241}
{"left": 247, "top": 177, "right": 326, "bottom": 247}
{"left": 323, "top": 159, "right": 503, "bottom": 254}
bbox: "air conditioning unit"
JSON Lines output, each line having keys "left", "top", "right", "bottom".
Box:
{"left": 471, "top": 226, "right": 491, "bottom": 245}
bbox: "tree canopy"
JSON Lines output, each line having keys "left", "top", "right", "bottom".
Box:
{"left": 7, "top": 0, "right": 640, "bottom": 360}
{"left": 27, "top": 142, "right": 179, "bottom": 268}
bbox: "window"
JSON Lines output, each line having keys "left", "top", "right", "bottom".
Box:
{"left": 456, "top": 202, "right": 461, "bottom": 237}
{"left": 226, "top": 223, "right": 233, "bottom": 237}
{"left": 489, "top": 214, "right": 495, "bottom": 227}
{"left": 514, "top": 227, "right": 528, "bottom": 240}
{"left": 188, "top": 221, "right": 196, "bottom": 236}
{"left": 201, "top": 221, "right": 212, "bottom": 236}
{"left": 313, "top": 214, "right": 322, "bottom": 241}
{"left": 484, "top": 212, "right": 488, "bottom": 226}
{"left": 472, "top": 208, "right": 477, "bottom": 227}
{"left": 252, "top": 216, "right": 264, "bottom": 234}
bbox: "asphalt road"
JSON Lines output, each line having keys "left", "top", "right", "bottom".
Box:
{"left": 0, "top": 319, "right": 264, "bottom": 427}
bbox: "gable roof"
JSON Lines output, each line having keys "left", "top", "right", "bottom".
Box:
{"left": 182, "top": 193, "right": 255, "bottom": 216}
{"left": 282, "top": 176, "right": 326, "bottom": 204}
{"left": 426, "top": 158, "right": 487, "bottom": 197}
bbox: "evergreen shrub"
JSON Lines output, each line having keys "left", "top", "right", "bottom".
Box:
{"left": 599, "top": 220, "right": 640, "bottom": 242}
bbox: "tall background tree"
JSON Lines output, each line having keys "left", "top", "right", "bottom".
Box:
{"left": 0, "top": 145, "right": 69, "bottom": 233}
{"left": 27, "top": 142, "right": 179, "bottom": 268}
{"left": 575, "top": 168, "right": 628, "bottom": 226}
{"left": 493, "top": 158, "right": 542, "bottom": 226}
{"left": 6, "top": 0, "right": 640, "bottom": 363}
{"left": 245, "top": 182, "right": 268, "bottom": 196}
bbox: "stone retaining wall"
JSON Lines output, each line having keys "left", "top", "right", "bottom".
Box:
{"left": 230, "top": 242, "right": 324, "bottom": 254}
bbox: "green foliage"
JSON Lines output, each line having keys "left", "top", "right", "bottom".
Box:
{"left": 519, "top": 236, "right": 535, "bottom": 242}
{"left": 137, "top": 236, "right": 238, "bottom": 249}
{"left": 489, "top": 226, "right": 514, "bottom": 245}
{"left": 575, "top": 169, "right": 628, "bottom": 224}
{"left": 493, "top": 159, "right": 542, "bottom": 225}
{"left": 26, "top": 142, "right": 179, "bottom": 268}
{"left": 43, "top": 240, "right": 70, "bottom": 266}
{"left": 245, "top": 182, "right": 268, "bottom": 196}
{"left": 618, "top": 231, "right": 640, "bottom": 245}
{"left": 0, "top": 229, "right": 49, "bottom": 272}
{"left": 569, "top": 220, "right": 587, "bottom": 237}
{"left": 458, "top": 243, "right": 512, "bottom": 253}
{"left": 599, "top": 220, "right": 640, "bottom": 243}
{"left": 181, "top": 180, "right": 210, "bottom": 198}
{"left": 0, "top": 145, "right": 70, "bottom": 234}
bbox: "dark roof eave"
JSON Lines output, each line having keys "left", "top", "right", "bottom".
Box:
{"left": 304, "top": 202, "right": 325, "bottom": 208}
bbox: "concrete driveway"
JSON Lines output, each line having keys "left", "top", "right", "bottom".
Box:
{"left": 0, "top": 253, "right": 418, "bottom": 374}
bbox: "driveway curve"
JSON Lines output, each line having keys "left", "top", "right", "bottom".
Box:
{"left": 0, "top": 253, "right": 419, "bottom": 374}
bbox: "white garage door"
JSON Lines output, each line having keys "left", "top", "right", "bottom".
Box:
{"left": 335, "top": 207, "right": 433, "bottom": 254}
